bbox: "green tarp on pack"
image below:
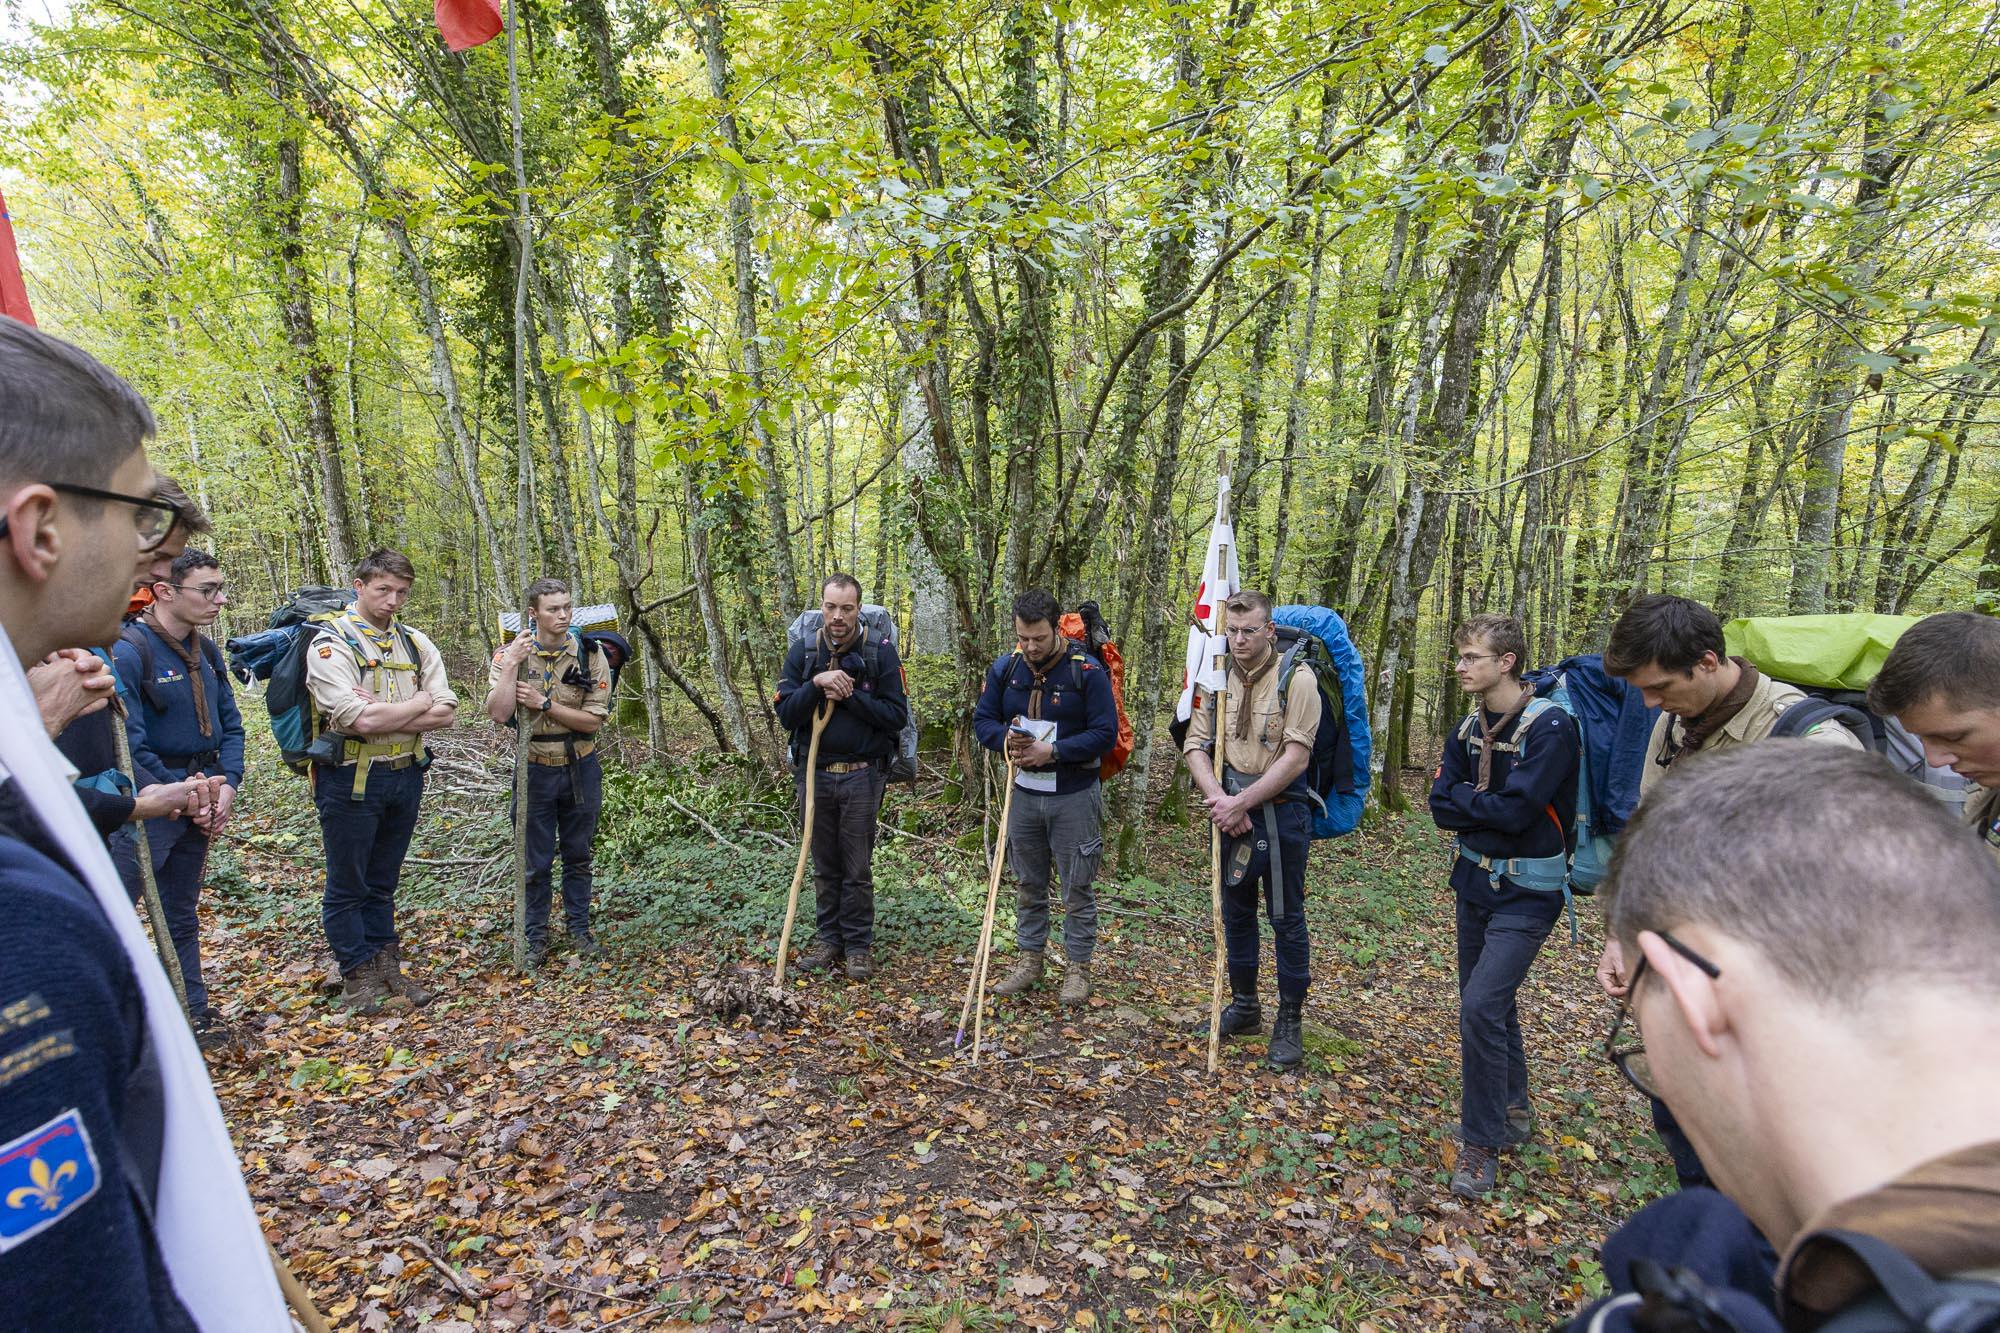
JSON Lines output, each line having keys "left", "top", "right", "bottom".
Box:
{"left": 1721, "top": 613, "right": 1920, "bottom": 691}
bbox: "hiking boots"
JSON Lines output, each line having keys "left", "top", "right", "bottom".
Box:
{"left": 1211, "top": 991, "right": 1263, "bottom": 1038}
{"left": 992, "top": 951, "right": 1044, "bottom": 996}
{"left": 525, "top": 937, "right": 549, "bottom": 971}
{"left": 380, "top": 943, "right": 433, "bottom": 1007}
{"left": 1059, "top": 960, "right": 1091, "bottom": 1007}
{"left": 1451, "top": 1144, "right": 1499, "bottom": 1199}
{"left": 798, "top": 938, "right": 843, "bottom": 974}
{"left": 1267, "top": 997, "right": 1305, "bottom": 1070}
{"left": 336, "top": 960, "right": 410, "bottom": 1016}
{"left": 1452, "top": 1103, "right": 1537, "bottom": 1151}
{"left": 571, "top": 929, "right": 603, "bottom": 961}
{"left": 845, "top": 949, "right": 876, "bottom": 981}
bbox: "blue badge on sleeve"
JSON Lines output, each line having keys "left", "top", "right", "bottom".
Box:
{"left": 0, "top": 1110, "right": 100, "bottom": 1252}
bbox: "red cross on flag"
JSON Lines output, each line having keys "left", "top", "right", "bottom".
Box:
{"left": 1176, "top": 471, "right": 1240, "bottom": 724}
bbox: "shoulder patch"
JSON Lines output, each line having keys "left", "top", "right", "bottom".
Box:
{"left": 317, "top": 644, "right": 334, "bottom": 659}
{"left": 0, "top": 1109, "right": 100, "bottom": 1253}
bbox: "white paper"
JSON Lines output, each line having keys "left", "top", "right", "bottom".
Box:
{"left": 1012, "top": 717, "right": 1059, "bottom": 792}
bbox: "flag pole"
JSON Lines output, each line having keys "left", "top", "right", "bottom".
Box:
{"left": 1206, "top": 450, "right": 1231, "bottom": 1075}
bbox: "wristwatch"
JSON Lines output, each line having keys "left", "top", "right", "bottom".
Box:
{"left": 540, "top": 695, "right": 554, "bottom": 714}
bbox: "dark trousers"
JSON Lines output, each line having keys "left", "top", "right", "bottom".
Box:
{"left": 112, "top": 817, "right": 213, "bottom": 1016}
{"left": 1455, "top": 895, "right": 1555, "bottom": 1149}
{"left": 1221, "top": 799, "right": 1312, "bottom": 1000}
{"left": 801, "top": 764, "right": 886, "bottom": 952}
{"left": 314, "top": 761, "right": 424, "bottom": 974}
{"left": 517, "top": 751, "right": 604, "bottom": 944}
{"left": 1652, "top": 1096, "right": 1711, "bottom": 1189}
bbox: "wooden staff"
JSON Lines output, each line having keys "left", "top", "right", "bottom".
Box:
{"left": 1207, "top": 594, "right": 1232, "bottom": 1075}
{"left": 956, "top": 755, "right": 1019, "bottom": 1061}
{"left": 111, "top": 698, "right": 190, "bottom": 1015}
{"left": 511, "top": 612, "right": 533, "bottom": 972}
{"left": 269, "top": 1243, "right": 331, "bottom": 1333}
{"left": 772, "top": 701, "right": 833, "bottom": 992}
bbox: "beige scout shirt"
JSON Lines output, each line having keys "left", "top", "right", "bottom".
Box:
{"left": 1638, "top": 671, "right": 1864, "bottom": 797}
{"left": 1964, "top": 784, "right": 2000, "bottom": 864}
{"left": 486, "top": 636, "right": 612, "bottom": 761}
{"left": 1181, "top": 650, "right": 1323, "bottom": 778}
{"left": 304, "top": 611, "right": 456, "bottom": 751}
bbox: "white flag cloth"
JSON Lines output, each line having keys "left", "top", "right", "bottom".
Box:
{"left": 0, "top": 623, "right": 287, "bottom": 1329}
{"left": 1176, "top": 472, "right": 1242, "bottom": 723}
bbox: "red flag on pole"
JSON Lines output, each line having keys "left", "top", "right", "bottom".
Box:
{"left": 434, "top": 0, "right": 502, "bottom": 50}
{"left": 0, "top": 186, "right": 37, "bottom": 327}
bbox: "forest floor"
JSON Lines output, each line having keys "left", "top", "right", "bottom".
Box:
{"left": 188, "top": 731, "right": 1673, "bottom": 1332}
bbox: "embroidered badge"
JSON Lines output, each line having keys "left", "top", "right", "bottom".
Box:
{"left": 317, "top": 645, "right": 334, "bottom": 659}
{"left": 0, "top": 1109, "right": 100, "bottom": 1253}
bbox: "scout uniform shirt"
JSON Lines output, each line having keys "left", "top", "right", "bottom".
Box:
{"left": 487, "top": 634, "right": 612, "bottom": 763}
{"left": 1965, "top": 784, "right": 2000, "bottom": 864}
{"left": 1638, "top": 671, "right": 1862, "bottom": 798}
{"left": 1182, "top": 646, "right": 1323, "bottom": 796}
{"left": 304, "top": 610, "right": 456, "bottom": 761}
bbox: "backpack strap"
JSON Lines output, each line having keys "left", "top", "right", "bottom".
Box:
{"left": 1771, "top": 696, "right": 1873, "bottom": 748}
{"left": 118, "top": 623, "right": 168, "bottom": 714}
{"left": 1802, "top": 1229, "right": 2000, "bottom": 1332}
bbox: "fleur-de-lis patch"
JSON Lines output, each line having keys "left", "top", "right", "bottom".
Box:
{"left": 0, "top": 1109, "right": 99, "bottom": 1252}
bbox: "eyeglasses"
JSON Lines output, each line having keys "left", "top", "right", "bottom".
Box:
{"left": 0, "top": 482, "right": 182, "bottom": 551}
{"left": 1451, "top": 652, "right": 1501, "bottom": 666}
{"left": 166, "top": 582, "right": 227, "bottom": 601}
{"left": 1224, "top": 624, "right": 1270, "bottom": 640}
{"left": 1603, "top": 931, "right": 1722, "bottom": 1098}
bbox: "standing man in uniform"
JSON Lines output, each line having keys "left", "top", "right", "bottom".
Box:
{"left": 1182, "top": 589, "right": 1322, "bottom": 1070}
{"left": 305, "top": 548, "right": 456, "bottom": 1014}
{"left": 110, "top": 548, "right": 244, "bottom": 1034}
{"left": 1428, "top": 613, "right": 1580, "bottom": 1198}
{"left": 0, "top": 315, "right": 288, "bottom": 1325}
{"left": 1597, "top": 592, "right": 1860, "bottom": 1188}
{"left": 972, "top": 589, "right": 1118, "bottom": 1005}
{"left": 485, "top": 578, "right": 612, "bottom": 967}
{"left": 1866, "top": 610, "right": 2000, "bottom": 863}
{"left": 774, "top": 573, "right": 908, "bottom": 981}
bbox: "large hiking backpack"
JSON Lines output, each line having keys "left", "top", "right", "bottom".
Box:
{"left": 784, "top": 604, "right": 918, "bottom": 783}
{"left": 1725, "top": 614, "right": 1973, "bottom": 810}
{"left": 1055, "top": 601, "right": 1135, "bottom": 781}
{"left": 1522, "top": 655, "right": 1660, "bottom": 895}
{"left": 1805, "top": 1229, "right": 2000, "bottom": 1332}
{"left": 496, "top": 603, "right": 631, "bottom": 697}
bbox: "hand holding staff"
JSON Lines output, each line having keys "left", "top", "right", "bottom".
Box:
{"left": 773, "top": 701, "right": 833, "bottom": 992}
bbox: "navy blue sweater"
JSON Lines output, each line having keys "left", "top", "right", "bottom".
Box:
{"left": 1428, "top": 699, "right": 1579, "bottom": 917}
{"left": 774, "top": 632, "right": 909, "bottom": 766}
{"left": 111, "top": 623, "right": 245, "bottom": 789}
{"left": 972, "top": 643, "right": 1119, "bottom": 795}
{"left": 0, "top": 785, "right": 196, "bottom": 1330}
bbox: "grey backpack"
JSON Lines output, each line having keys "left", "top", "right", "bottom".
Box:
{"left": 784, "top": 604, "right": 918, "bottom": 783}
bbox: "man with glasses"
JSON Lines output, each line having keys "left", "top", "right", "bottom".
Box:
{"left": 1428, "top": 613, "right": 1579, "bottom": 1198}
{"left": 0, "top": 316, "right": 287, "bottom": 1324}
{"left": 110, "top": 548, "right": 244, "bottom": 1036}
{"left": 1572, "top": 744, "right": 2000, "bottom": 1331}
{"left": 1183, "top": 589, "right": 1322, "bottom": 1070}
{"left": 1597, "top": 593, "right": 1860, "bottom": 1190}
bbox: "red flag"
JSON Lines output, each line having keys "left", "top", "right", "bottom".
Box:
{"left": 0, "top": 186, "right": 36, "bottom": 327}
{"left": 434, "top": 0, "right": 503, "bottom": 50}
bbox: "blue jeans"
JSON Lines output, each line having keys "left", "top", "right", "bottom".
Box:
{"left": 314, "top": 761, "right": 424, "bottom": 974}
{"left": 1455, "top": 895, "right": 1555, "bottom": 1149}
{"left": 517, "top": 751, "right": 604, "bottom": 943}
{"left": 1221, "top": 799, "right": 1312, "bottom": 1000}
{"left": 112, "top": 817, "right": 212, "bottom": 1016}
{"left": 800, "top": 764, "right": 886, "bottom": 952}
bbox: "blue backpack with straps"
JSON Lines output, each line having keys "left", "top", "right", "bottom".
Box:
{"left": 1520, "top": 654, "right": 1660, "bottom": 895}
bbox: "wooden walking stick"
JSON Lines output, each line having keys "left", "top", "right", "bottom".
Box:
{"left": 956, "top": 756, "right": 1018, "bottom": 1062}
{"left": 773, "top": 701, "right": 833, "bottom": 992}
{"left": 268, "top": 1242, "right": 331, "bottom": 1333}
{"left": 511, "top": 690, "right": 530, "bottom": 972}
{"left": 1207, "top": 595, "right": 1232, "bottom": 1075}
{"left": 111, "top": 698, "right": 190, "bottom": 1016}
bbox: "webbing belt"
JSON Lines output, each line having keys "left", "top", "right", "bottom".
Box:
{"left": 337, "top": 737, "right": 424, "bottom": 799}
{"left": 1456, "top": 842, "right": 1579, "bottom": 943}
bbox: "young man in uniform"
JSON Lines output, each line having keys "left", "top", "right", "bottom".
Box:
{"left": 1598, "top": 592, "right": 1861, "bottom": 1189}
{"left": 1182, "top": 589, "right": 1322, "bottom": 1070}
{"left": 486, "top": 577, "right": 612, "bottom": 966}
{"left": 774, "top": 572, "right": 909, "bottom": 981}
{"left": 1429, "top": 613, "right": 1579, "bottom": 1198}
{"left": 110, "top": 548, "right": 244, "bottom": 1033}
{"left": 1570, "top": 746, "right": 2000, "bottom": 1332}
{"left": 0, "top": 315, "right": 288, "bottom": 1326}
{"left": 1865, "top": 610, "right": 2000, "bottom": 862}
{"left": 305, "top": 548, "right": 457, "bottom": 1014}
{"left": 972, "top": 589, "right": 1119, "bottom": 1004}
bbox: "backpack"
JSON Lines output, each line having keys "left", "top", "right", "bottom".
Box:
{"left": 784, "top": 604, "right": 918, "bottom": 783}
{"left": 225, "top": 589, "right": 417, "bottom": 775}
{"left": 117, "top": 621, "right": 227, "bottom": 717}
{"left": 1806, "top": 1229, "right": 2000, "bottom": 1332}
{"left": 1521, "top": 655, "right": 1661, "bottom": 896}
{"left": 1054, "top": 601, "right": 1134, "bottom": 781}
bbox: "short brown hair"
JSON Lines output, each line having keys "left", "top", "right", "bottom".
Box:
{"left": 1456, "top": 612, "right": 1528, "bottom": 678}
{"left": 1605, "top": 594, "right": 1724, "bottom": 678}
{"left": 821, "top": 572, "right": 862, "bottom": 602}
{"left": 355, "top": 548, "right": 416, "bottom": 583}
{"left": 524, "top": 576, "right": 570, "bottom": 611}
{"left": 1866, "top": 612, "right": 2000, "bottom": 716}
{"left": 1605, "top": 744, "right": 2000, "bottom": 1004}
{"left": 1222, "top": 589, "right": 1273, "bottom": 623}
{"left": 152, "top": 474, "right": 211, "bottom": 537}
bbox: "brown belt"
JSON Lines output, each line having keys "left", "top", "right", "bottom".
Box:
{"left": 527, "top": 739, "right": 596, "bottom": 766}
{"left": 819, "top": 760, "right": 873, "bottom": 774}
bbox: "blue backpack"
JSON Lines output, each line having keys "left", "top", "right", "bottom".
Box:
{"left": 225, "top": 586, "right": 361, "bottom": 773}
{"left": 1271, "top": 605, "right": 1373, "bottom": 838}
{"left": 1520, "top": 654, "right": 1661, "bottom": 895}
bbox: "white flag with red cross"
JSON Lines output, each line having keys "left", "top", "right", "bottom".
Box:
{"left": 1176, "top": 472, "right": 1240, "bottom": 723}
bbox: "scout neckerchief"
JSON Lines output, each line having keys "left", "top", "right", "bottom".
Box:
{"left": 1226, "top": 644, "right": 1278, "bottom": 742}
{"left": 341, "top": 610, "right": 412, "bottom": 695}
{"left": 528, "top": 634, "right": 570, "bottom": 735}
{"left": 1023, "top": 640, "right": 1067, "bottom": 722}
{"left": 1665, "top": 658, "right": 1760, "bottom": 763}
{"left": 1474, "top": 689, "right": 1531, "bottom": 792}
{"left": 143, "top": 611, "right": 213, "bottom": 739}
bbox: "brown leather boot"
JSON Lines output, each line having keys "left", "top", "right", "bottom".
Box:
{"left": 991, "top": 951, "right": 1044, "bottom": 996}
{"left": 379, "top": 944, "right": 433, "bottom": 1007}
{"left": 1059, "top": 960, "right": 1091, "bottom": 1006}
{"left": 337, "top": 958, "right": 410, "bottom": 1016}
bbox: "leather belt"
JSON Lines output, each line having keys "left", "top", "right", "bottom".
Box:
{"left": 819, "top": 760, "right": 873, "bottom": 774}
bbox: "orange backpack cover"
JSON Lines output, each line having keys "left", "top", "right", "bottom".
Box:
{"left": 1059, "top": 611, "right": 1135, "bottom": 780}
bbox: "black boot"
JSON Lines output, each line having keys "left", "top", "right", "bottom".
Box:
{"left": 1267, "top": 996, "right": 1305, "bottom": 1070}
{"left": 1212, "top": 990, "right": 1262, "bottom": 1038}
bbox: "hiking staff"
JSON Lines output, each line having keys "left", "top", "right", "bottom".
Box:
{"left": 510, "top": 603, "right": 533, "bottom": 972}
{"left": 269, "top": 1243, "right": 331, "bottom": 1333}
{"left": 772, "top": 700, "right": 833, "bottom": 992}
{"left": 1207, "top": 592, "right": 1231, "bottom": 1074}
{"left": 956, "top": 755, "right": 1018, "bottom": 1061}
{"left": 111, "top": 694, "right": 191, "bottom": 1015}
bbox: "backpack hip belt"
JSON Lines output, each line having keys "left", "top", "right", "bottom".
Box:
{"left": 1457, "top": 840, "right": 1580, "bottom": 942}
{"left": 331, "top": 736, "right": 425, "bottom": 799}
